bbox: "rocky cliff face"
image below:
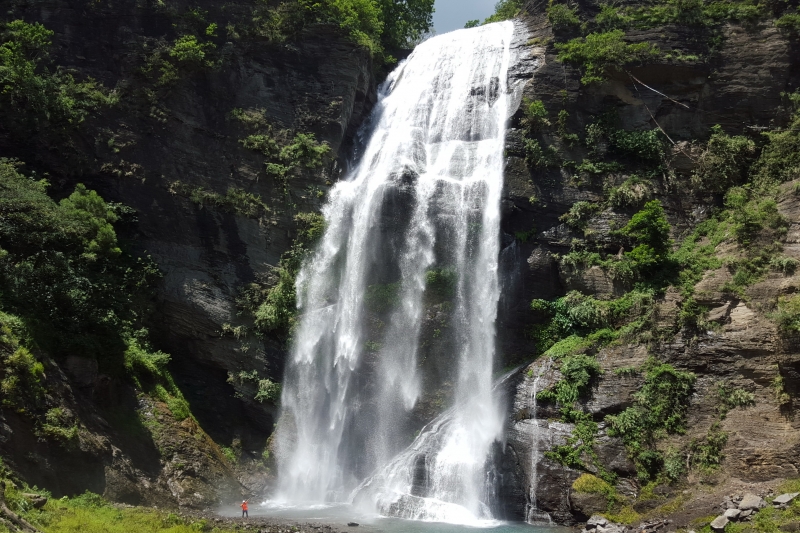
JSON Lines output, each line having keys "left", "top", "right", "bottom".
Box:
{"left": 494, "top": 0, "right": 800, "bottom": 526}
{"left": 0, "top": 0, "right": 375, "bottom": 506}
{"left": 2, "top": 0, "right": 800, "bottom": 523}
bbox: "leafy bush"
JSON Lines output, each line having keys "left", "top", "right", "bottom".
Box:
{"left": 0, "top": 20, "right": 115, "bottom": 140}
{"left": 607, "top": 176, "right": 652, "bottom": 208}
{"left": 169, "top": 35, "right": 215, "bottom": 65}
{"left": 170, "top": 181, "right": 270, "bottom": 218}
{"left": 484, "top": 0, "right": 524, "bottom": 24}
{"left": 537, "top": 354, "right": 602, "bottom": 414}
{"left": 776, "top": 13, "right": 800, "bottom": 33}
{"left": 689, "top": 423, "right": 728, "bottom": 471}
{"left": 241, "top": 212, "right": 326, "bottom": 335}
{"left": 606, "top": 360, "right": 696, "bottom": 480}
{"left": 560, "top": 201, "right": 600, "bottom": 230}
{"left": 774, "top": 294, "right": 800, "bottom": 333}
{"left": 754, "top": 92, "right": 800, "bottom": 185}
{"left": 521, "top": 98, "right": 550, "bottom": 132}
{"left": 717, "top": 383, "right": 755, "bottom": 418}
{"left": 619, "top": 200, "right": 671, "bottom": 256}
{"left": 548, "top": 4, "right": 581, "bottom": 31}
{"left": 524, "top": 139, "right": 560, "bottom": 168}
{"left": 555, "top": 30, "right": 661, "bottom": 85}
{"left": 0, "top": 160, "right": 161, "bottom": 359}
{"left": 254, "top": 379, "right": 282, "bottom": 403}
{"left": 691, "top": 125, "right": 756, "bottom": 193}
{"left": 608, "top": 129, "right": 664, "bottom": 162}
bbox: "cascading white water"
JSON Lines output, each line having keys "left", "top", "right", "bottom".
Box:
{"left": 525, "top": 360, "right": 553, "bottom": 525}
{"left": 275, "top": 21, "right": 516, "bottom": 522}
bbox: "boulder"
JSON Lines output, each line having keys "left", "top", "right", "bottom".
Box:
{"left": 780, "top": 522, "right": 800, "bottom": 532}
{"left": 773, "top": 493, "right": 800, "bottom": 506}
{"left": 724, "top": 509, "right": 741, "bottom": 519}
{"left": 711, "top": 516, "right": 729, "bottom": 531}
{"left": 739, "top": 493, "right": 767, "bottom": 510}
{"left": 587, "top": 515, "right": 609, "bottom": 528}
{"left": 570, "top": 492, "right": 609, "bottom": 517}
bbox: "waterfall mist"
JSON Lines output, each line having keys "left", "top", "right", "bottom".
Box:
{"left": 275, "top": 21, "right": 516, "bottom": 524}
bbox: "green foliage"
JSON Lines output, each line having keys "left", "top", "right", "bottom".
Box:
{"left": 0, "top": 20, "right": 115, "bottom": 141}
{"left": 515, "top": 227, "right": 537, "bottom": 243}
{"left": 484, "top": 0, "right": 524, "bottom": 24}
{"left": 608, "top": 129, "right": 665, "bottom": 162}
{"left": 692, "top": 125, "right": 756, "bottom": 193}
{"left": 723, "top": 186, "right": 787, "bottom": 245}
{"left": 537, "top": 353, "right": 601, "bottom": 411}
{"left": 238, "top": 125, "right": 330, "bottom": 187}
{"left": 521, "top": 98, "right": 550, "bottom": 132}
{"left": 40, "top": 407, "right": 79, "bottom": 442}
{"left": 754, "top": 92, "right": 800, "bottom": 185}
{"left": 774, "top": 294, "right": 800, "bottom": 334}
{"left": 548, "top": 3, "right": 581, "bottom": 31}
{"left": 524, "top": 139, "right": 560, "bottom": 168}
{"left": 0, "top": 319, "right": 45, "bottom": 409}
{"left": 621, "top": 0, "right": 766, "bottom": 30}
{"left": 606, "top": 359, "right": 696, "bottom": 480}
{"left": 607, "top": 176, "right": 652, "bottom": 208}
{"left": 0, "top": 159, "right": 161, "bottom": 359}
{"left": 281, "top": 132, "right": 331, "bottom": 169}
{"left": 425, "top": 268, "right": 458, "bottom": 300}
{"left": 619, "top": 200, "right": 671, "bottom": 256}
{"left": 555, "top": 30, "right": 661, "bottom": 85}
{"left": 529, "top": 289, "right": 654, "bottom": 354}
{"left": 717, "top": 383, "right": 755, "bottom": 418}
{"left": 689, "top": 423, "right": 728, "bottom": 471}
{"left": 545, "top": 418, "right": 600, "bottom": 469}
{"left": 169, "top": 181, "right": 270, "bottom": 218}
{"left": 465, "top": 20, "right": 481, "bottom": 28}
{"left": 771, "top": 372, "right": 791, "bottom": 406}
{"left": 169, "top": 35, "right": 215, "bottom": 64}
{"left": 9, "top": 486, "right": 239, "bottom": 532}
{"left": 776, "top": 13, "right": 800, "bottom": 33}
{"left": 240, "top": 213, "right": 327, "bottom": 335}
{"left": 254, "top": 378, "right": 282, "bottom": 403}
{"left": 571, "top": 473, "right": 621, "bottom": 508}
{"left": 560, "top": 201, "right": 600, "bottom": 230}
{"left": 228, "top": 370, "right": 282, "bottom": 404}
{"left": 125, "top": 334, "right": 192, "bottom": 421}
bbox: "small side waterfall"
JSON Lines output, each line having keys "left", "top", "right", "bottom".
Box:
{"left": 525, "top": 360, "right": 553, "bottom": 525}
{"left": 274, "top": 21, "right": 516, "bottom": 523}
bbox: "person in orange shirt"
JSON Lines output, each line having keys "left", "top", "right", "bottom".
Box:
{"left": 241, "top": 499, "right": 249, "bottom": 518}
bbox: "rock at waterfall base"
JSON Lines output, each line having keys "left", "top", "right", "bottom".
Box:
{"left": 587, "top": 515, "right": 609, "bottom": 528}
{"left": 739, "top": 494, "right": 767, "bottom": 511}
{"left": 724, "top": 509, "right": 741, "bottom": 519}
{"left": 774, "top": 494, "right": 800, "bottom": 507}
{"left": 711, "top": 516, "right": 729, "bottom": 531}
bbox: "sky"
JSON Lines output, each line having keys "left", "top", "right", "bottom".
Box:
{"left": 432, "top": 0, "right": 499, "bottom": 35}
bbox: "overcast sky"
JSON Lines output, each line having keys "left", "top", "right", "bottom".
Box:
{"left": 432, "top": 0, "right": 499, "bottom": 35}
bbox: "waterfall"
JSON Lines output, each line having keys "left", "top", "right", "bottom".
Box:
{"left": 525, "top": 360, "right": 553, "bottom": 525}
{"left": 275, "top": 21, "right": 516, "bottom": 522}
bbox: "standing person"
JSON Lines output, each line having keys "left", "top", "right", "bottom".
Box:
{"left": 241, "top": 499, "right": 249, "bottom": 518}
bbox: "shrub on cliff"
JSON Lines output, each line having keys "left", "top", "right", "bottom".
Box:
{"left": 606, "top": 359, "right": 696, "bottom": 480}
{"left": 555, "top": 30, "right": 661, "bottom": 85}
{"left": 0, "top": 158, "right": 160, "bottom": 358}
{"left": 692, "top": 125, "right": 757, "bottom": 193}
{"left": 0, "top": 20, "right": 115, "bottom": 141}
